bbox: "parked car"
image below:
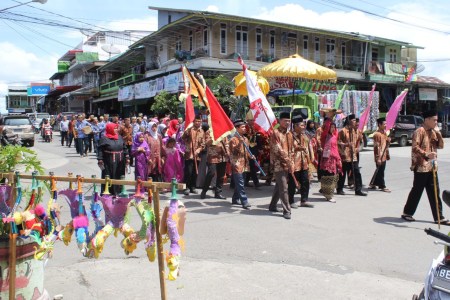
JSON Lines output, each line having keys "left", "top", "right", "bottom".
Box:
{"left": 267, "top": 89, "right": 304, "bottom": 105}
{"left": 391, "top": 115, "right": 423, "bottom": 147}
{"left": 0, "top": 115, "right": 34, "bottom": 147}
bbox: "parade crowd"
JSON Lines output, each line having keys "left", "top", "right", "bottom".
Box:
{"left": 55, "top": 108, "right": 447, "bottom": 222}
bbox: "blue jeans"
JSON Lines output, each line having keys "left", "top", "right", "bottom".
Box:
{"left": 77, "top": 137, "right": 89, "bottom": 156}
{"left": 232, "top": 172, "right": 248, "bottom": 205}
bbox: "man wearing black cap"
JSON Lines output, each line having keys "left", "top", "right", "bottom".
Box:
{"left": 269, "top": 112, "right": 294, "bottom": 219}
{"left": 289, "top": 115, "right": 314, "bottom": 208}
{"left": 337, "top": 114, "right": 367, "bottom": 196}
{"left": 229, "top": 119, "right": 251, "bottom": 209}
{"left": 369, "top": 118, "right": 391, "bottom": 192}
{"left": 402, "top": 110, "right": 448, "bottom": 224}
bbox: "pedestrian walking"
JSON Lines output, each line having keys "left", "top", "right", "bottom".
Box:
{"left": 288, "top": 116, "right": 314, "bottom": 208}
{"left": 369, "top": 118, "right": 391, "bottom": 192}
{"left": 59, "top": 116, "right": 69, "bottom": 146}
{"left": 131, "top": 132, "right": 150, "bottom": 192}
{"left": 229, "top": 119, "right": 251, "bottom": 209}
{"left": 268, "top": 112, "right": 293, "bottom": 219}
{"left": 319, "top": 115, "right": 342, "bottom": 203}
{"left": 97, "top": 123, "right": 129, "bottom": 195}
{"left": 401, "top": 110, "right": 449, "bottom": 225}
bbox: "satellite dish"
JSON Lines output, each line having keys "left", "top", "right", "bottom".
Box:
{"left": 101, "top": 44, "right": 121, "bottom": 55}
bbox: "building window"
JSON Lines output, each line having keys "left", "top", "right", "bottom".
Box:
{"left": 176, "top": 36, "right": 182, "bottom": 51}
{"left": 256, "top": 28, "right": 262, "bottom": 59}
{"left": 189, "top": 31, "right": 193, "bottom": 51}
{"left": 326, "top": 39, "right": 335, "bottom": 66}
{"left": 220, "top": 23, "right": 227, "bottom": 54}
{"left": 372, "top": 47, "right": 378, "bottom": 61}
{"left": 203, "top": 26, "right": 208, "bottom": 48}
{"left": 389, "top": 49, "right": 397, "bottom": 62}
{"left": 303, "top": 35, "right": 308, "bottom": 58}
{"left": 236, "top": 25, "right": 248, "bottom": 57}
{"left": 341, "top": 42, "right": 346, "bottom": 66}
{"left": 168, "top": 15, "right": 172, "bottom": 24}
{"left": 270, "top": 30, "right": 276, "bottom": 58}
{"left": 314, "top": 37, "right": 320, "bottom": 63}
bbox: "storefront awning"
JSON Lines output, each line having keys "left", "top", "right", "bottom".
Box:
{"left": 46, "top": 85, "right": 82, "bottom": 97}
{"left": 93, "top": 94, "right": 117, "bottom": 103}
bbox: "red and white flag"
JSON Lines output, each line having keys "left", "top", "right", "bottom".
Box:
{"left": 238, "top": 58, "right": 277, "bottom": 133}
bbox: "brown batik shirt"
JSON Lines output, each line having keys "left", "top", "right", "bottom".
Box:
{"left": 270, "top": 127, "right": 294, "bottom": 173}
{"left": 229, "top": 136, "right": 250, "bottom": 174}
{"left": 410, "top": 127, "right": 444, "bottom": 172}
{"left": 182, "top": 126, "right": 205, "bottom": 160}
{"left": 292, "top": 132, "right": 310, "bottom": 172}
{"left": 205, "top": 130, "right": 229, "bottom": 164}
{"left": 373, "top": 130, "right": 390, "bottom": 162}
{"left": 338, "top": 127, "right": 360, "bottom": 162}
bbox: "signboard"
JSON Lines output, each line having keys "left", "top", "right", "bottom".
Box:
{"left": 28, "top": 86, "right": 51, "bottom": 96}
{"left": 419, "top": 88, "right": 437, "bottom": 101}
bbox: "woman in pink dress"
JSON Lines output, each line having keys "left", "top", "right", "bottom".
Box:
{"left": 131, "top": 132, "right": 150, "bottom": 182}
{"left": 163, "top": 137, "right": 183, "bottom": 183}
{"left": 319, "top": 118, "right": 342, "bottom": 203}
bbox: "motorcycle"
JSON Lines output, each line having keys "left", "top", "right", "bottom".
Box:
{"left": 413, "top": 190, "right": 450, "bottom": 300}
{"left": 44, "top": 127, "right": 52, "bottom": 143}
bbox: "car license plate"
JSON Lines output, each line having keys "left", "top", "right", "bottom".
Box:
{"left": 432, "top": 265, "right": 450, "bottom": 293}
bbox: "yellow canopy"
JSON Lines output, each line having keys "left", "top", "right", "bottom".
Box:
{"left": 257, "top": 54, "right": 337, "bottom": 81}
{"left": 233, "top": 70, "right": 270, "bottom": 96}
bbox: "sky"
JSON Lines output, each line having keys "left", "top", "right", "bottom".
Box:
{"left": 1, "top": 0, "right": 450, "bottom": 100}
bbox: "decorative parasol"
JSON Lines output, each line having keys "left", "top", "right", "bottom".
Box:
{"left": 257, "top": 54, "right": 337, "bottom": 81}
{"left": 233, "top": 70, "right": 270, "bottom": 96}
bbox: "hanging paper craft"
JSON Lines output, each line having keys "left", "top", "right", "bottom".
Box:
{"left": 160, "top": 179, "right": 186, "bottom": 280}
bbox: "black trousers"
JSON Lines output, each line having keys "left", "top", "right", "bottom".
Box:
{"left": 126, "top": 145, "right": 133, "bottom": 166}
{"left": 60, "top": 131, "right": 68, "bottom": 146}
{"left": 403, "top": 171, "right": 444, "bottom": 221}
{"left": 184, "top": 159, "right": 198, "bottom": 191}
{"left": 245, "top": 147, "right": 260, "bottom": 186}
{"left": 372, "top": 161, "right": 386, "bottom": 188}
{"left": 288, "top": 170, "right": 310, "bottom": 204}
{"left": 202, "top": 162, "right": 226, "bottom": 195}
{"left": 337, "top": 161, "right": 363, "bottom": 192}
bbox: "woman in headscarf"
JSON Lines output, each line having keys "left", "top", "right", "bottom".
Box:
{"left": 305, "top": 120, "right": 319, "bottom": 178}
{"left": 167, "top": 119, "right": 179, "bottom": 139}
{"left": 97, "top": 123, "right": 129, "bottom": 195}
{"left": 319, "top": 117, "right": 342, "bottom": 203}
{"left": 144, "top": 122, "right": 164, "bottom": 182}
{"left": 131, "top": 132, "right": 151, "bottom": 188}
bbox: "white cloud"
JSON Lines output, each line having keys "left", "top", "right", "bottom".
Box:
{"left": 0, "top": 42, "right": 56, "bottom": 96}
{"left": 253, "top": 3, "right": 450, "bottom": 83}
{"left": 103, "top": 16, "right": 158, "bottom": 32}
{"left": 205, "top": 5, "right": 220, "bottom": 13}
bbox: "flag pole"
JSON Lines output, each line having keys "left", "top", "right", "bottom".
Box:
{"left": 234, "top": 131, "right": 266, "bottom": 177}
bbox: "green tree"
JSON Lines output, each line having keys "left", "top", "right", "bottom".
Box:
{"left": 151, "top": 90, "right": 180, "bottom": 116}
{"left": 205, "top": 75, "right": 234, "bottom": 105}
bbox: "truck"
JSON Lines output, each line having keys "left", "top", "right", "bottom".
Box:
{"left": 272, "top": 93, "right": 318, "bottom": 121}
{"left": 390, "top": 115, "right": 423, "bottom": 147}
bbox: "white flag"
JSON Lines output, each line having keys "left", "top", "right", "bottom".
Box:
{"left": 241, "top": 63, "right": 277, "bottom": 133}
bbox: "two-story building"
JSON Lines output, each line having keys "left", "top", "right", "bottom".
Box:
{"left": 46, "top": 30, "right": 150, "bottom": 114}
{"left": 79, "top": 7, "right": 448, "bottom": 118}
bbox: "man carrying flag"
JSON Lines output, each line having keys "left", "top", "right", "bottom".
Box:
{"left": 369, "top": 118, "right": 391, "bottom": 192}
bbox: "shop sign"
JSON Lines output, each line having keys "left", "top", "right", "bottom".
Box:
{"left": 419, "top": 88, "right": 437, "bottom": 101}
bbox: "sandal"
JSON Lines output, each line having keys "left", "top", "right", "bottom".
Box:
{"left": 401, "top": 214, "right": 415, "bottom": 222}
{"left": 436, "top": 219, "right": 450, "bottom": 226}
{"left": 381, "top": 188, "right": 391, "bottom": 193}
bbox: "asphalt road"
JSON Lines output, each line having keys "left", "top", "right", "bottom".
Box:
{"left": 26, "top": 134, "right": 450, "bottom": 299}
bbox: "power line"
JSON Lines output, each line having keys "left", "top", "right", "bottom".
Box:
{"left": 317, "top": 0, "right": 450, "bottom": 35}
{"left": 356, "top": 0, "right": 450, "bottom": 29}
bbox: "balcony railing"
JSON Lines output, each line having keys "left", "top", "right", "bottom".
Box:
{"left": 100, "top": 73, "right": 144, "bottom": 94}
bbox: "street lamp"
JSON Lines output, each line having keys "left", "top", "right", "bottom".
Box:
{"left": 0, "top": 0, "right": 47, "bottom": 12}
